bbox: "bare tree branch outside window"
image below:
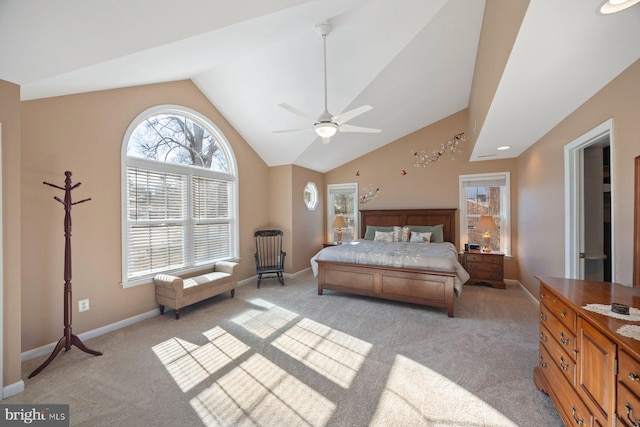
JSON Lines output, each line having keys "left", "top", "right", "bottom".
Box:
{"left": 128, "top": 114, "right": 229, "bottom": 172}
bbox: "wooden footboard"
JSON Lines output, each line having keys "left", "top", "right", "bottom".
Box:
{"left": 316, "top": 260, "right": 456, "bottom": 317}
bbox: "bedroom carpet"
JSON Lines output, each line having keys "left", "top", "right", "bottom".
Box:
{"left": 7, "top": 270, "right": 563, "bottom": 426}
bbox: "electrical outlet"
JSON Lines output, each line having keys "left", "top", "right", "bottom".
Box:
{"left": 78, "top": 299, "right": 90, "bottom": 312}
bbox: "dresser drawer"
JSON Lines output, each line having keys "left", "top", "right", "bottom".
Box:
{"left": 465, "top": 253, "right": 501, "bottom": 264}
{"left": 539, "top": 344, "right": 592, "bottom": 427}
{"left": 466, "top": 261, "right": 502, "bottom": 273}
{"left": 467, "top": 266, "right": 501, "bottom": 281}
{"left": 541, "top": 324, "right": 576, "bottom": 386}
{"left": 619, "top": 349, "right": 640, "bottom": 398}
{"left": 618, "top": 382, "right": 640, "bottom": 427}
{"left": 539, "top": 287, "right": 576, "bottom": 333}
{"left": 540, "top": 303, "right": 577, "bottom": 361}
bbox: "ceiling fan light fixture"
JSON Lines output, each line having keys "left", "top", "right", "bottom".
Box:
{"left": 599, "top": 0, "right": 640, "bottom": 14}
{"left": 314, "top": 122, "right": 338, "bottom": 139}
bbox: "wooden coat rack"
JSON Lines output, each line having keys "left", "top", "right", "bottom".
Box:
{"left": 29, "top": 171, "right": 102, "bottom": 378}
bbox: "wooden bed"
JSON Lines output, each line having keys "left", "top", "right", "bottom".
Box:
{"left": 316, "top": 208, "right": 461, "bottom": 317}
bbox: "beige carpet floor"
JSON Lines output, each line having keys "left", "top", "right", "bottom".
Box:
{"left": 6, "top": 270, "right": 562, "bottom": 426}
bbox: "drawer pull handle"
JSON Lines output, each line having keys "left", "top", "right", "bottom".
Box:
{"left": 560, "top": 356, "right": 570, "bottom": 371}
{"left": 560, "top": 311, "right": 567, "bottom": 317}
{"left": 560, "top": 332, "right": 571, "bottom": 345}
{"left": 540, "top": 312, "right": 548, "bottom": 321}
{"left": 539, "top": 355, "right": 547, "bottom": 368}
{"left": 540, "top": 332, "right": 547, "bottom": 342}
{"left": 572, "top": 406, "right": 585, "bottom": 426}
{"left": 540, "top": 293, "right": 547, "bottom": 299}
{"left": 630, "top": 373, "right": 640, "bottom": 381}
{"left": 572, "top": 349, "right": 579, "bottom": 356}
{"left": 626, "top": 403, "right": 640, "bottom": 427}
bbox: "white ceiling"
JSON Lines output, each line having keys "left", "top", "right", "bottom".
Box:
{"left": 1, "top": 0, "right": 639, "bottom": 172}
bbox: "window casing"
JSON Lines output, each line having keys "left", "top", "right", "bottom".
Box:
{"left": 459, "top": 172, "right": 510, "bottom": 255}
{"left": 327, "top": 183, "right": 358, "bottom": 243}
{"left": 122, "top": 105, "right": 238, "bottom": 287}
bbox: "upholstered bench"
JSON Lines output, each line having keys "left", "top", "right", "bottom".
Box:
{"left": 153, "top": 261, "right": 238, "bottom": 319}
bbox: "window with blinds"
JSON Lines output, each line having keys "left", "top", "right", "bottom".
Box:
{"left": 459, "top": 173, "right": 510, "bottom": 255}
{"left": 122, "top": 106, "right": 238, "bottom": 286}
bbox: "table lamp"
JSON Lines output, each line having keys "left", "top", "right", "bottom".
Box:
{"left": 332, "top": 215, "right": 348, "bottom": 245}
{"left": 476, "top": 214, "right": 498, "bottom": 253}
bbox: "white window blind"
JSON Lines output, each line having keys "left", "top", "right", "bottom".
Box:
{"left": 126, "top": 168, "right": 187, "bottom": 278}
{"left": 191, "top": 177, "right": 233, "bottom": 264}
{"left": 461, "top": 175, "right": 507, "bottom": 188}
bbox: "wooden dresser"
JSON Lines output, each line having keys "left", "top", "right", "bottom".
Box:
{"left": 535, "top": 276, "right": 640, "bottom": 427}
{"left": 463, "top": 251, "right": 505, "bottom": 289}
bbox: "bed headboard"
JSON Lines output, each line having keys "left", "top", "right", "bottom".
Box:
{"left": 359, "top": 208, "right": 457, "bottom": 244}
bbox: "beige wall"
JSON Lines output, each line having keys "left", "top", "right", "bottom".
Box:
{"left": 20, "top": 80, "right": 271, "bottom": 351}
{"left": 0, "top": 79, "right": 23, "bottom": 387}
{"left": 268, "top": 165, "right": 294, "bottom": 272}
{"left": 324, "top": 109, "right": 520, "bottom": 280}
{"left": 265, "top": 165, "right": 324, "bottom": 274}
{"left": 518, "top": 59, "right": 640, "bottom": 295}
{"left": 292, "top": 165, "right": 324, "bottom": 273}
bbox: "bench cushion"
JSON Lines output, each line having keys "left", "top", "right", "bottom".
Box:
{"left": 154, "top": 262, "right": 238, "bottom": 315}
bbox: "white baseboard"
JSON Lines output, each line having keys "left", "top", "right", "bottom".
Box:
{"left": 238, "top": 268, "right": 309, "bottom": 287}
{"left": 506, "top": 279, "right": 539, "bottom": 304}
{"left": 289, "top": 267, "right": 311, "bottom": 277}
{"left": 21, "top": 309, "right": 159, "bottom": 362}
{"left": 3, "top": 380, "right": 24, "bottom": 399}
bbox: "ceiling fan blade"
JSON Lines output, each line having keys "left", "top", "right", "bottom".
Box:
{"left": 332, "top": 105, "right": 373, "bottom": 125}
{"left": 273, "top": 128, "right": 312, "bottom": 133}
{"left": 278, "top": 103, "right": 316, "bottom": 122}
{"left": 339, "top": 124, "right": 381, "bottom": 133}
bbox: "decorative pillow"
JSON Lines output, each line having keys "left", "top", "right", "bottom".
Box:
{"left": 364, "top": 225, "right": 394, "bottom": 240}
{"left": 407, "top": 224, "right": 444, "bottom": 242}
{"left": 410, "top": 231, "right": 432, "bottom": 243}
{"left": 391, "top": 226, "right": 411, "bottom": 242}
{"left": 374, "top": 231, "right": 394, "bottom": 242}
{"left": 393, "top": 226, "right": 402, "bottom": 242}
{"left": 401, "top": 226, "right": 411, "bottom": 242}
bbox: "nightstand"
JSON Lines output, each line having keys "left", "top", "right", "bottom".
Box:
{"left": 463, "top": 251, "right": 505, "bottom": 289}
{"left": 322, "top": 242, "right": 337, "bottom": 248}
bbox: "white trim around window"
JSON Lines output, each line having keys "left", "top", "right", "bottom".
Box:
{"left": 120, "top": 105, "right": 239, "bottom": 288}
{"left": 459, "top": 172, "right": 511, "bottom": 256}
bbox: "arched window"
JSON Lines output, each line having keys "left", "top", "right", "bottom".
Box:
{"left": 121, "top": 105, "right": 238, "bottom": 287}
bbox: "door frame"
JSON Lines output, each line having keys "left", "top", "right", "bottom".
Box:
{"left": 564, "top": 119, "right": 614, "bottom": 281}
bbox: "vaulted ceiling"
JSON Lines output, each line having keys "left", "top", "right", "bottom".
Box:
{"left": 1, "top": 0, "right": 639, "bottom": 172}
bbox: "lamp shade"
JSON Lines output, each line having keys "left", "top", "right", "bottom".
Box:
{"left": 476, "top": 214, "right": 498, "bottom": 231}
{"left": 332, "top": 215, "right": 347, "bottom": 229}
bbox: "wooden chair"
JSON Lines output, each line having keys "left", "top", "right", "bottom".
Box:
{"left": 254, "top": 230, "right": 286, "bottom": 288}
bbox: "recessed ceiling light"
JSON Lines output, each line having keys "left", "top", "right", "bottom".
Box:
{"left": 497, "top": 146, "right": 511, "bottom": 151}
{"left": 599, "top": 0, "right": 640, "bottom": 14}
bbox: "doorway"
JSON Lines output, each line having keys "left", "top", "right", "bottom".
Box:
{"left": 565, "top": 119, "right": 614, "bottom": 281}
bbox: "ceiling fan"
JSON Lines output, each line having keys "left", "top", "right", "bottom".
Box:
{"left": 274, "top": 22, "right": 381, "bottom": 143}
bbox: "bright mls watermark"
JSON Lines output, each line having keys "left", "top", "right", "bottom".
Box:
{"left": 0, "top": 405, "right": 69, "bottom": 426}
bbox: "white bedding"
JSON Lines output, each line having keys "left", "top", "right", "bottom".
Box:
{"left": 310, "top": 240, "right": 470, "bottom": 295}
